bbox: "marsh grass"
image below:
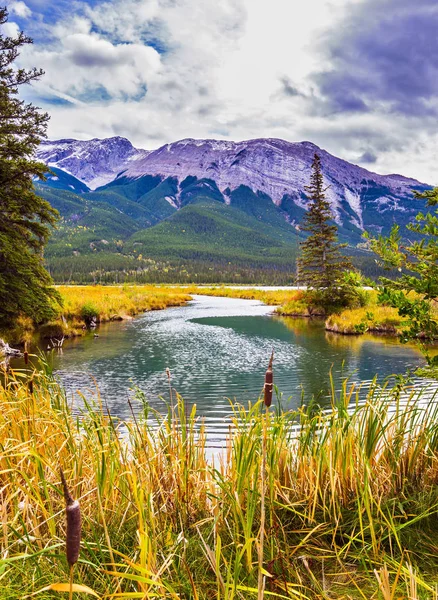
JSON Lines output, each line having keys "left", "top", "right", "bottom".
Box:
{"left": 185, "top": 286, "right": 305, "bottom": 309}
{"left": 1, "top": 285, "right": 192, "bottom": 344}
{"left": 325, "top": 305, "right": 402, "bottom": 335}
{"left": 2, "top": 366, "right": 438, "bottom": 598}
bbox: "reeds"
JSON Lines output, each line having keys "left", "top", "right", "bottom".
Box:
{"left": 1, "top": 366, "right": 438, "bottom": 597}
{"left": 60, "top": 467, "right": 81, "bottom": 599}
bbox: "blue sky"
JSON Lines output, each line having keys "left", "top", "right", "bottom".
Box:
{"left": 5, "top": 0, "right": 438, "bottom": 184}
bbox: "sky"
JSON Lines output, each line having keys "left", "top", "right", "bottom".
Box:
{"left": 4, "top": 0, "right": 438, "bottom": 184}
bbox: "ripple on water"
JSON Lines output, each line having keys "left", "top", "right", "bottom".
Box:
{"left": 38, "top": 295, "right": 428, "bottom": 444}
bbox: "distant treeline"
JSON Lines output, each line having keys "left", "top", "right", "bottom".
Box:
{"left": 45, "top": 252, "right": 389, "bottom": 285}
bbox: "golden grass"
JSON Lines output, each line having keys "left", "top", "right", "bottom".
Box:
{"left": 325, "top": 305, "right": 402, "bottom": 335}
{"left": 32, "top": 285, "right": 192, "bottom": 341}
{"left": 185, "top": 285, "right": 305, "bottom": 307}
{"left": 2, "top": 367, "right": 438, "bottom": 598}
{"left": 57, "top": 284, "right": 191, "bottom": 321}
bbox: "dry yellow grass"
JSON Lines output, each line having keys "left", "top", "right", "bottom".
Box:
{"left": 58, "top": 284, "right": 191, "bottom": 321}
{"left": 33, "top": 285, "right": 192, "bottom": 339}
{"left": 2, "top": 368, "right": 438, "bottom": 598}
{"left": 185, "top": 285, "right": 305, "bottom": 307}
{"left": 325, "top": 305, "right": 402, "bottom": 334}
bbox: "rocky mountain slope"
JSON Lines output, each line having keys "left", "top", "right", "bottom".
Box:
{"left": 38, "top": 136, "right": 149, "bottom": 190}
{"left": 37, "top": 136, "right": 428, "bottom": 235}
{"left": 35, "top": 136, "right": 431, "bottom": 283}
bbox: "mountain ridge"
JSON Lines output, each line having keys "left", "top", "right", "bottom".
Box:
{"left": 37, "top": 135, "right": 429, "bottom": 236}
{"left": 35, "top": 135, "right": 431, "bottom": 283}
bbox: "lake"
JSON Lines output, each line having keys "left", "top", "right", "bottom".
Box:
{"left": 14, "top": 294, "right": 427, "bottom": 441}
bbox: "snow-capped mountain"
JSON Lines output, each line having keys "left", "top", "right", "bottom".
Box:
{"left": 119, "top": 138, "right": 427, "bottom": 229}
{"left": 37, "top": 136, "right": 148, "bottom": 190}
{"left": 37, "top": 135, "right": 428, "bottom": 233}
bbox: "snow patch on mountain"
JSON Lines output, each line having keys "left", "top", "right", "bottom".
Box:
{"left": 344, "top": 188, "right": 363, "bottom": 228}
{"left": 37, "top": 136, "right": 148, "bottom": 189}
{"left": 37, "top": 135, "right": 429, "bottom": 232}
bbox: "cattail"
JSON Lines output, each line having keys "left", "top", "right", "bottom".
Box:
{"left": 166, "top": 367, "right": 173, "bottom": 408}
{"left": 24, "top": 341, "right": 28, "bottom": 365}
{"left": 28, "top": 378, "right": 33, "bottom": 395}
{"left": 263, "top": 351, "right": 274, "bottom": 407}
{"left": 60, "top": 468, "right": 81, "bottom": 567}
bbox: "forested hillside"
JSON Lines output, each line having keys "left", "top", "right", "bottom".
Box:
{"left": 37, "top": 137, "right": 431, "bottom": 283}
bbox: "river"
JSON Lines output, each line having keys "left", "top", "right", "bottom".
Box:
{"left": 14, "top": 295, "right": 428, "bottom": 439}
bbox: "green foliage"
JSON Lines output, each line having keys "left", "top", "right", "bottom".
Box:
{"left": 368, "top": 187, "right": 438, "bottom": 363}
{"left": 0, "top": 9, "right": 61, "bottom": 330}
{"left": 35, "top": 159, "right": 396, "bottom": 285}
{"left": 80, "top": 302, "right": 99, "bottom": 325}
{"left": 3, "top": 370, "right": 438, "bottom": 597}
{"left": 298, "top": 154, "right": 355, "bottom": 309}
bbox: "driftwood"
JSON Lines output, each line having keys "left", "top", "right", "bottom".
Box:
{"left": 0, "top": 339, "right": 23, "bottom": 357}
{"left": 47, "top": 336, "right": 65, "bottom": 349}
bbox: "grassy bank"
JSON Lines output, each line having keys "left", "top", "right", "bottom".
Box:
{"left": 325, "top": 304, "right": 402, "bottom": 335}
{"left": 2, "top": 367, "right": 438, "bottom": 598}
{"left": 185, "top": 286, "right": 310, "bottom": 316}
{"left": 57, "top": 284, "right": 191, "bottom": 324}
{"left": 187, "top": 286, "right": 405, "bottom": 329}
{"left": 186, "top": 286, "right": 305, "bottom": 308}
{"left": 3, "top": 285, "right": 192, "bottom": 343}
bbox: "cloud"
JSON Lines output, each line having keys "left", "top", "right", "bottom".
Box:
{"left": 8, "top": 1, "right": 31, "bottom": 18}
{"left": 358, "top": 151, "right": 378, "bottom": 165}
{"left": 313, "top": 0, "right": 438, "bottom": 118}
{"left": 1, "top": 20, "right": 20, "bottom": 37}
{"left": 20, "top": 0, "right": 248, "bottom": 125}
{"left": 21, "top": 16, "right": 162, "bottom": 100}
{"left": 279, "top": 77, "right": 303, "bottom": 98}
{"left": 12, "top": 0, "right": 438, "bottom": 186}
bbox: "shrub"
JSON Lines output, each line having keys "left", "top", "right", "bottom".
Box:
{"left": 80, "top": 302, "right": 99, "bottom": 326}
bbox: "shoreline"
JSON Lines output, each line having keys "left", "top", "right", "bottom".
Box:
{"left": 2, "top": 284, "right": 426, "bottom": 353}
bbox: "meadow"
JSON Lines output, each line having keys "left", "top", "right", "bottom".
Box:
{"left": 5, "top": 285, "right": 192, "bottom": 344}
{"left": 2, "top": 365, "right": 438, "bottom": 599}
{"left": 2, "top": 284, "right": 430, "bottom": 353}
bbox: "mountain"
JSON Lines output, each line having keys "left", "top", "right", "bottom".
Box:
{"left": 37, "top": 136, "right": 148, "bottom": 189}
{"left": 35, "top": 136, "right": 431, "bottom": 284}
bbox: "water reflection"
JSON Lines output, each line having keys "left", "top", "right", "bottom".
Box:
{"left": 10, "top": 296, "right": 425, "bottom": 433}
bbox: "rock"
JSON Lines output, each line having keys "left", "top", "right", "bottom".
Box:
{"left": 36, "top": 136, "right": 149, "bottom": 190}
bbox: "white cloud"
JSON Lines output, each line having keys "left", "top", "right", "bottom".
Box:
{"left": 21, "top": 18, "right": 162, "bottom": 100}
{"left": 1, "top": 20, "right": 20, "bottom": 37}
{"left": 15, "top": 0, "right": 438, "bottom": 185}
{"left": 8, "top": 1, "right": 32, "bottom": 19}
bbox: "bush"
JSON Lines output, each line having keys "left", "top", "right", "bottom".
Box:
{"left": 80, "top": 302, "right": 99, "bottom": 326}
{"left": 38, "top": 321, "right": 69, "bottom": 339}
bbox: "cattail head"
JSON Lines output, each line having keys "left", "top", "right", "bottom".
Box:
{"left": 60, "top": 467, "right": 81, "bottom": 567}
{"left": 263, "top": 351, "right": 274, "bottom": 408}
{"left": 24, "top": 341, "right": 28, "bottom": 365}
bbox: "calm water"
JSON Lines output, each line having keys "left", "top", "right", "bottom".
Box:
{"left": 16, "top": 295, "right": 427, "bottom": 438}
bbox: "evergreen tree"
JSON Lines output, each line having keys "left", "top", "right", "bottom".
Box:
{"left": 298, "top": 153, "right": 353, "bottom": 307}
{"left": 367, "top": 187, "right": 438, "bottom": 363}
{"left": 0, "top": 8, "right": 60, "bottom": 331}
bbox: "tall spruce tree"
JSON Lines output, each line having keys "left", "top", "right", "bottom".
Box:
{"left": 298, "top": 153, "right": 353, "bottom": 307}
{"left": 0, "top": 8, "right": 60, "bottom": 331}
